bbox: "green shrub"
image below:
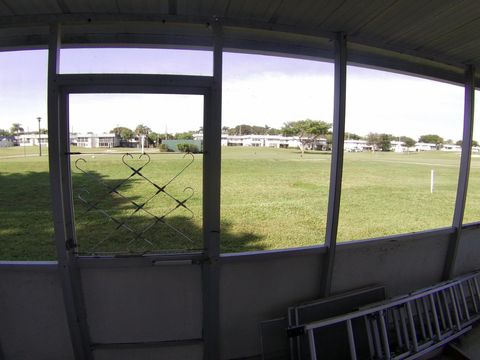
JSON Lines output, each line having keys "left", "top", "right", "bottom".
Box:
{"left": 159, "top": 143, "right": 169, "bottom": 152}
{"left": 177, "top": 143, "right": 199, "bottom": 153}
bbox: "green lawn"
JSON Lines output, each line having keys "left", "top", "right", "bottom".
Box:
{"left": 1, "top": 146, "right": 479, "bottom": 260}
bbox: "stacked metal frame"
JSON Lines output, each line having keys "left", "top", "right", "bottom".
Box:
{"left": 290, "top": 271, "right": 480, "bottom": 360}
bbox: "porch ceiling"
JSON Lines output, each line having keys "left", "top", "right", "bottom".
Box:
{"left": 0, "top": 0, "right": 479, "bottom": 82}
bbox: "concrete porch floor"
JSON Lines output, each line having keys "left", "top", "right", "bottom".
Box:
{"left": 432, "top": 324, "right": 480, "bottom": 360}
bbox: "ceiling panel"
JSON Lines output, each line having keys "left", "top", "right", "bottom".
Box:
{"left": 116, "top": 0, "right": 169, "bottom": 14}
{"left": 201, "top": 0, "right": 229, "bottom": 17}
{"left": 319, "top": 0, "right": 399, "bottom": 33}
{"left": 223, "top": 0, "right": 247, "bottom": 19}
{"left": 385, "top": 1, "right": 479, "bottom": 46}
{"left": 442, "top": 40, "right": 480, "bottom": 64}
{"left": 351, "top": 0, "right": 443, "bottom": 39}
{"left": 177, "top": 0, "right": 199, "bottom": 16}
{"left": 63, "top": 0, "right": 120, "bottom": 13}
{"left": 270, "top": 0, "right": 318, "bottom": 25}
{"left": 285, "top": 0, "right": 343, "bottom": 28}
{"left": 0, "top": 0, "right": 480, "bottom": 75}
{"left": 2, "top": 0, "right": 62, "bottom": 15}
{"left": 287, "top": 0, "right": 330, "bottom": 28}
{"left": 422, "top": 19, "right": 480, "bottom": 65}
{"left": 259, "top": 0, "right": 283, "bottom": 22}
{"left": 62, "top": 0, "right": 91, "bottom": 12}
{"left": 342, "top": 0, "right": 480, "bottom": 65}
{"left": 0, "top": 1, "right": 14, "bottom": 16}
{"left": 421, "top": 18, "right": 480, "bottom": 54}
{"left": 237, "top": 0, "right": 276, "bottom": 21}
{"left": 197, "top": 0, "right": 214, "bottom": 14}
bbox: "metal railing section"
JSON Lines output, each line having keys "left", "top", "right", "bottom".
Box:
{"left": 73, "top": 152, "right": 198, "bottom": 255}
{"left": 289, "top": 272, "right": 480, "bottom": 360}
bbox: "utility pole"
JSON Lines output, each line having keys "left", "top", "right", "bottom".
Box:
{"left": 23, "top": 127, "right": 27, "bottom": 158}
{"left": 37, "top": 117, "right": 42, "bottom": 157}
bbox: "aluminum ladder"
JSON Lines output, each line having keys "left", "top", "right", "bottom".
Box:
{"left": 288, "top": 272, "right": 480, "bottom": 359}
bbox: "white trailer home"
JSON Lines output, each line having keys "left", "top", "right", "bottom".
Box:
{"left": 72, "top": 133, "right": 121, "bottom": 148}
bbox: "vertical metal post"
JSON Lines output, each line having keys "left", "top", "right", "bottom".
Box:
{"left": 452, "top": 285, "right": 464, "bottom": 323}
{"left": 320, "top": 32, "right": 347, "bottom": 297}
{"left": 379, "top": 311, "right": 391, "bottom": 359}
{"left": 393, "top": 308, "right": 404, "bottom": 348}
{"left": 443, "top": 65, "right": 475, "bottom": 280}
{"left": 422, "top": 298, "right": 434, "bottom": 339}
{"left": 202, "top": 20, "right": 222, "bottom": 360}
{"left": 406, "top": 302, "right": 419, "bottom": 352}
{"left": 295, "top": 308, "right": 302, "bottom": 360}
{"left": 449, "top": 288, "right": 462, "bottom": 330}
{"left": 467, "top": 280, "right": 479, "bottom": 313}
{"left": 429, "top": 294, "right": 442, "bottom": 340}
{"left": 458, "top": 284, "right": 470, "bottom": 320}
{"left": 364, "top": 316, "right": 375, "bottom": 358}
{"left": 474, "top": 278, "right": 480, "bottom": 304}
{"left": 372, "top": 317, "right": 383, "bottom": 358}
{"left": 287, "top": 310, "right": 296, "bottom": 360}
{"left": 441, "top": 291, "right": 453, "bottom": 329}
{"left": 430, "top": 169, "right": 434, "bottom": 193}
{"left": 47, "top": 23, "right": 93, "bottom": 360}
{"left": 436, "top": 292, "right": 447, "bottom": 330}
{"left": 307, "top": 330, "right": 318, "bottom": 360}
{"left": 346, "top": 319, "right": 358, "bottom": 360}
{"left": 415, "top": 300, "right": 427, "bottom": 340}
{"left": 399, "top": 306, "right": 411, "bottom": 350}
{"left": 37, "top": 116, "right": 42, "bottom": 156}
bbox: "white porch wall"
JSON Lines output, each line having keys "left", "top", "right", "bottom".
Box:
{"left": 3, "top": 226, "right": 479, "bottom": 359}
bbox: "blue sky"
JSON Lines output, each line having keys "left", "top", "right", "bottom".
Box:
{"left": 0, "top": 48, "right": 476, "bottom": 141}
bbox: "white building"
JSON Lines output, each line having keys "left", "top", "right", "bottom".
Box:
{"left": 72, "top": 133, "right": 120, "bottom": 148}
{"left": 415, "top": 142, "right": 437, "bottom": 151}
{"left": 442, "top": 144, "right": 462, "bottom": 152}
{"left": 195, "top": 133, "right": 327, "bottom": 149}
{"left": 17, "top": 133, "right": 49, "bottom": 147}
{"left": 391, "top": 140, "right": 407, "bottom": 152}
{"left": 344, "top": 139, "right": 370, "bottom": 152}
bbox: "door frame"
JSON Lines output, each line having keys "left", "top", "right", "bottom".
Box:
{"left": 49, "top": 73, "right": 221, "bottom": 359}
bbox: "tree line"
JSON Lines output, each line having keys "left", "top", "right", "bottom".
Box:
{"left": 364, "top": 133, "right": 478, "bottom": 151}
{"left": 0, "top": 123, "right": 47, "bottom": 137}
{"left": 221, "top": 122, "right": 480, "bottom": 153}
{"left": 109, "top": 124, "right": 196, "bottom": 147}
{"left": 223, "top": 124, "right": 480, "bottom": 152}
{"left": 3, "top": 121, "right": 477, "bottom": 151}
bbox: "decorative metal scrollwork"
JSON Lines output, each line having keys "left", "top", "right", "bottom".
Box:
{"left": 73, "top": 152, "right": 196, "bottom": 254}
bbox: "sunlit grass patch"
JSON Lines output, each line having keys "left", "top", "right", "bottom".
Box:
{"left": 1, "top": 146, "right": 478, "bottom": 259}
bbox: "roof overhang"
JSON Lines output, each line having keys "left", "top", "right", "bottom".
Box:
{"left": 0, "top": 1, "right": 478, "bottom": 86}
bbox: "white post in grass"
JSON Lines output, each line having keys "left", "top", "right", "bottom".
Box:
{"left": 141, "top": 135, "right": 145, "bottom": 154}
{"left": 431, "top": 169, "right": 435, "bottom": 193}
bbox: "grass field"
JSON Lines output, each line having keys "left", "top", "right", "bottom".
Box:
{"left": 1, "top": 146, "right": 480, "bottom": 260}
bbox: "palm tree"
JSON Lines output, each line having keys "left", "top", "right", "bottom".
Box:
{"left": 135, "top": 124, "right": 151, "bottom": 149}
{"left": 134, "top": 124, "right": 151, "bottom": 136}
{"left": 10, "top": 123, "right": 24, "bottom": 135}
{"left": 10, "top": 123, "right": 24, "bottom": 145}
